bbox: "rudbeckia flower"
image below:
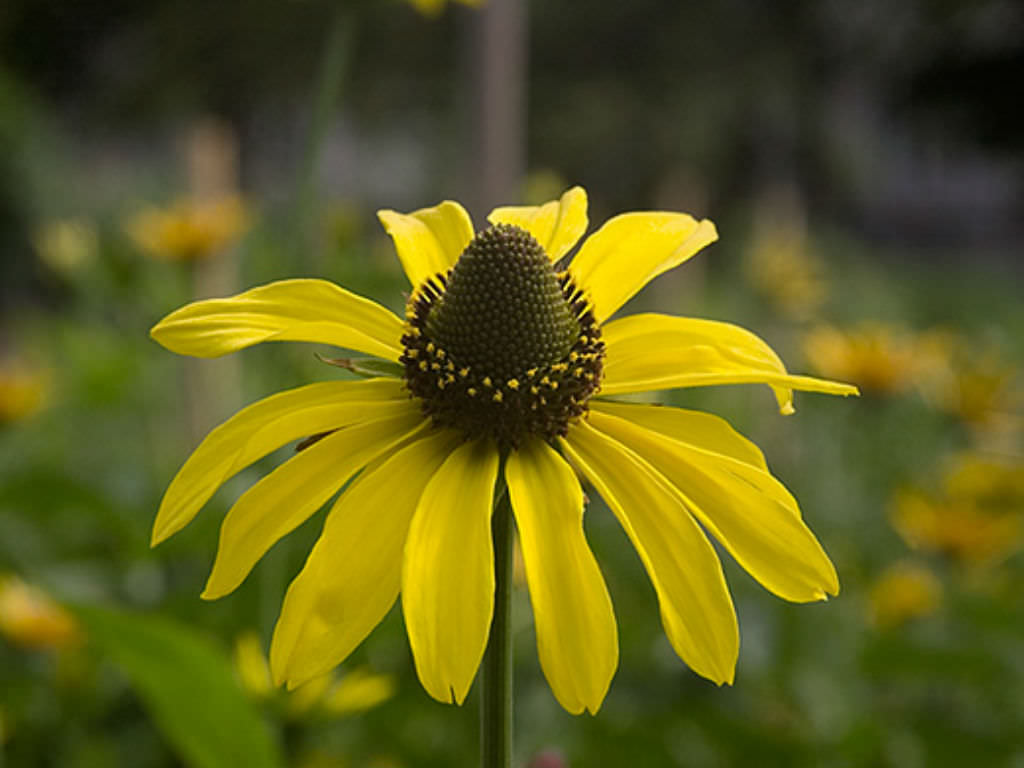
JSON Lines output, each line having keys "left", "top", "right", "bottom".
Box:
{"left": 128, "top": 196, "right": 249, "bottom": 262}
{"left": 150, "top": 187, "right": 857, "bottom": 714}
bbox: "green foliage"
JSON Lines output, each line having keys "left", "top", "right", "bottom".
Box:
{"left": 73, "top": 603, "right": 284, "bottom": 768}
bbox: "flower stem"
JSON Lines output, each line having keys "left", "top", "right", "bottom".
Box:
{"left": 480, "top": 485, "right": 514, "bottom": 768}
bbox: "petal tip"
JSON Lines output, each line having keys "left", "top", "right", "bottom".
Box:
{"left": 698, "top": 218, "right": 719, "bottom": 244}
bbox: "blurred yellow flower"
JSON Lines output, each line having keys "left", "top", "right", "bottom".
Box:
{"left": 233, "top": 631, "right": 393, "bottom": 719}
{"left": 0, "top": 363, "right": 47, "bottom": 423}
{"left": 944, "top": 453, "right": 1024, "bottom": 500}
{"left": 33, "top": 217, "right": 98, "bottom": 276}
{"left": 868, "top": 562, "right": 941, "bottom": 629}
{"left": 0, "top": 575, "right": 80, "bottom": 650}
{"left": 891, "top": 454, "right": 1024, "bottom": 565}
{"left": 127, "top": 196, "right": 249, "bottom": 262}
{"left": 802, "top": 324, "right": 941, "bottom": 396}
{"left": 320, "top": 667, "right": 396, "bottom": 716}
{"left": 745, "top": 213, "right": 827, "bottom": 321}
{"left": 925, "top": 345, "right": 1018, "bottom": 428}
{"left": 407, "top": 0, "right": 482, "bottom": 17}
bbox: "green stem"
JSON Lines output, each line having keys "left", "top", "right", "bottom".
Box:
{"left": 480, "top": 484, "right": 514, "bottom": 768}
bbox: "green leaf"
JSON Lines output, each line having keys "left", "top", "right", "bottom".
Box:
{"left": 314, "top": 353, "right": 404, "bottom": 378}
{"left": 74, "top": 603, "right": 284, "bottom": 768}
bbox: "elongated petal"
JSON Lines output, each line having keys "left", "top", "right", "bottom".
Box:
{"left": 402, "top": 439, "right": 499, "bottom": 705}
{"left": 570, "top": 213, "right": 717, "bottom": 323}
{"left": 588, "top": 409, "right": 839, "bottom": 602}
{"left": 602, "top": 313, "right": 859, "bottom": 413}
{"left": 202, "top": 409, "right": 427, "bottom": 599}
{"left": 561, "top": 420, "right": 738, "bottom": 685}
{"left": 506, "top": 437, "right": 617, "bottom": 714}
{"left": 377, "top": 201, "right": 474, "bottom": 288}
{"left": 487, "top": 186, "right": 589, "bottom": 262}
{"left": 151, "top": 279, "right": 404, "bottom": 361}
{"left": 592, "top": 400, "right": 768, "bottom": 470}
{"left": 270, "top": 429, "right": 461, "bottom": 688}
{"left": 152, "top": 379, "right": 409, "bottom": 546}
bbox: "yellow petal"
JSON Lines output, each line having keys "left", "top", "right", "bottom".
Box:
{"left": 487, "top": 186, "right": 589, "bottom": 262}
{"left": 592, "top": 400, "right": 768, "bottom": 470}
{"left": 402, "top": 439, "right": 499, "bottom": 705}
{"left": 377, "top": 201, "right": 474, "bottom": 288}
{"left": 570, "top": 213, "right": 717, "bottom": 323}
{"left": 506, "top": 437, "right": 617, "bottom": 715}
{"left": 588, "top": 409, "right": 839, "bottom": 603}
{"left": 202, "top": 409, "right": 427, "bottom": 599}
{"left": 233, "top": 631, "right": 272, "bottom": 697}
{"left": 561, "top": 420, "right": 738, "bottom": 685}
{"left": 322, "top": 667, "right": 396, "bottom": 715}
{"left": 152, "top": 379, "right": 409, "bottom": 546}
{"left": 602, "top": 313, "right": 859, "bottom": 413}
{"left": 151, "top": 279, "right": 404, "bottom": 361}
{"left": 269, "top": 429, "right": 460, "bottom": 688}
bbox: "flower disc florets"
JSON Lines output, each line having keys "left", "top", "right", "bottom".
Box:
{"left": 401, "top": 223, "right": 604, "bottom": 446}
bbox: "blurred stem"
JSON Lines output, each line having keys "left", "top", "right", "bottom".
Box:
{"left": 480, "top": 483, "right": 514, "bottom": 768}
{"left": 293, "top": 6, "right": 354, "bottom": 265}
{"left": 463, "top": 0, "right": 527, "bottom": 220}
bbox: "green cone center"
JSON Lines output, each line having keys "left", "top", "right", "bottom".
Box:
{"left": 425, "top": 223, "right": 579, "bottom": 382}
{"left": 400, "top": 223, "right": 605, "bottom": 446}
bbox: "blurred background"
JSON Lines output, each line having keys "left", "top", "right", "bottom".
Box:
{"left": 1, "top": 0, "right": 1023, "bottom": 766}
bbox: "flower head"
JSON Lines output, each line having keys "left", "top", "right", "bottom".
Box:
{"left": 128, "top": 196, "right": 249, "bottom": 262}
{"left": 868, "top": 562, "right": 941, "bottom": 629}
{"left": 0, "top": 575, "right": 80, "bottom": 650}
{"left": 0, "top": 363, "right": 48, "bottom": 424}
{"left": 233, "top": 630, "right": 393, "bottom": 718}
{"left": 150, "top": 188, "right": 857, "bottom": 714}
{"left": 891, "top": 453, "right": 1024, "bottom": 565}
{"left": 744, "top": 191, "right": 827, "bottom": 321}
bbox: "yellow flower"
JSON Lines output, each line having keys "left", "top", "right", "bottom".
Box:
{"left": 407, "top": 0, "right": 482, "bottom": 17}
{"left": 891, "top": 454, "right": 1024, "bottom": 565}
{"left": 0, "top": 363, "right": 47, "bottom": 423}
{"left": 924, "top": 343, "right": 1018, "bottom": 428}
{"left": 233, "top": 630, "right": 393, "bottom": 718}
{"left": 33, "top": 217, "right": 98, "bottom": 276}
{"left": 0, "top": 575, "right": 80, "bottom": 650}
{"left": 128, "top": 196, "right": 249, "bottom": 262}
{"left": 150, "top": 187, "right": 857, "bottom": 714}
{"left": 744, "top": 195, "right": 827, "bottom": 321}
{"left": 802, "top": 323, "right": 936, "bottom": 396}
{"left": 868, "top": 562, "right": 941, "bottom": 629}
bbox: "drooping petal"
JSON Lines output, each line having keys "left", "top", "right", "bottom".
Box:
{"left": 150, "top": 279, "right": 404, "bottom": 361}
{"left": 152, "top": 378, "right": 409, "bottom": 546}
{"left": 402, "top": 439, "right": 499, "bottom": 705}
{"left": 506, "top": 437, "right": 617, "bottom": 715}
{"left": 487, "top": 186, "right": 589, "bottom": 263}
{"left": 202, "top": 409, "right": 427, "bottom": 599}
{"left": 602, "top": 313, "right": 860, "bottom": 413}
{"left": 270, "top": 428, "right": 461, "bottom": 689}
{"left": 592, "top": 400, "right": 768, "bottom": 470}
{"left": 588, "top": 408, "right": 839, "bottom": 603}
{"left": 377, "top": 201, "right": 475, "bottom": 288}
{"left": 569, "top": 213, "right": 717, "bottom": 323}
{"left": 561, "top": 420, "right": 738, "bottom": 685}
